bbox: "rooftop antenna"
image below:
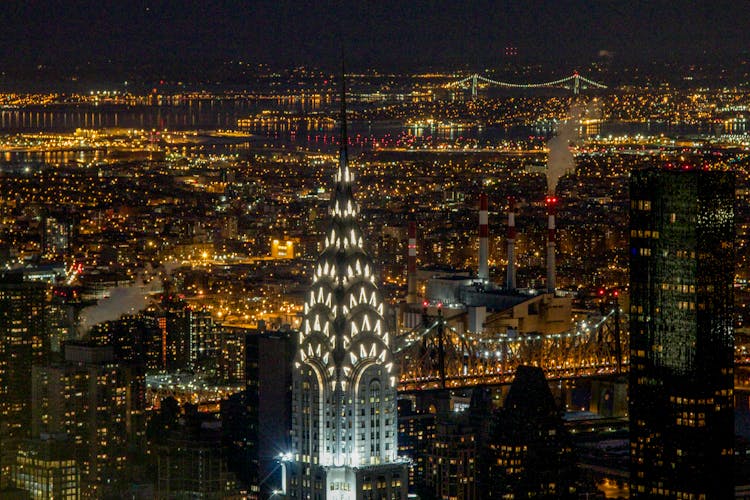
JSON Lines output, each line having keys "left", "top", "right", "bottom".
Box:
{"left": 339, "top": 54, "right": 348, "bottom": 168}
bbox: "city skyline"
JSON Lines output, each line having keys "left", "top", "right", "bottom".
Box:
{"left": 1, "top": 4, "right": 750, "bottom": 498}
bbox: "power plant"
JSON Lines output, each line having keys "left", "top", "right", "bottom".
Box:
{"left": 399, "top": 192, "right": 572, "bottom": 338}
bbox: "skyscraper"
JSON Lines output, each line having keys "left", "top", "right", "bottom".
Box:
{"left": 426, "top": 393, "right": 477, "bottom": 500}
{"left": 31, "top": 343, "right": 144, "bottom": 498}
{"left": 485, "top": 366, "right": 577, "bottom": 499}
{"left": 285, "top": 74, "right": 408, "bottom": 499}
{"left": 629, "top": 167, "right": 735, "bottom": 498}
{"left": 0, "top": 273, "right": 48, "bottom": 488}
{"left": 220, "top": 329, "right": 294, "bottom": 497}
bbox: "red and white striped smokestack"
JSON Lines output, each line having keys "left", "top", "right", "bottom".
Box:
{"left": 407, "top": 221, "right": 418, "bottom": 303}
{"left": 506, "top": 197, "right": 517, "bottom": 291}
{"left": 546, "top": 195, "right": 558, "bottom": 293}
{"left": 478, "top": 193, "right": 489, "bottom": 281}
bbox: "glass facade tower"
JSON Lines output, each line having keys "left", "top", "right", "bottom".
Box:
{"left": 629, "top": 167, "right": 735, "bottom": 499}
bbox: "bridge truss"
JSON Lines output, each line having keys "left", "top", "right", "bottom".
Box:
{"left": 395, "top": 306, "right": 626, "bottom": 391}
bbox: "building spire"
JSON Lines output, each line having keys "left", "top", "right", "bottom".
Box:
{"left": 331, "top": 56, "right": 355, "bottom": 220}
{"left": 339, "top": 58, "right": 348, "bottom": 176}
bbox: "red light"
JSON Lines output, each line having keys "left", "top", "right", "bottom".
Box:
{"left": 613, "top": 290, "right": 619, "bottom": 297}
{"left": 437, "top": 302, "right": 443, "bottom": 309}
{"left": 598, "top": 289, "right": 605, "bottom": 296}
{"left": 422, "top": 300, "right": 429, "bottom": 308}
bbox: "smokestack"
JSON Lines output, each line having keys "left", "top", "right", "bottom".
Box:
{"left": 407, "top": 221, "right": 418, "bottom": 303}
{"left": 478, "top": 193, "right": 489, "bottom": 281}
{"left": 506, "top": 197, "right": 516, "bottom": 291}
{"left": 546, "top": 195, "right": 558, "bottom": 293}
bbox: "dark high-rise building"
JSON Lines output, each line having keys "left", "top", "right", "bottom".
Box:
{"left": 31, "top": 343, "right": 145, "bottom": 498}
{"left": 153, "top": 295, "right": 197, "bottom": 372}
{"left": 629, "top": 167, "right": 735, "bottom": 498}
{"left": 154, "top": 406, "right": 244, "bottom": 500}
{"left": 426, "top": 393, "right": 477, "bottom": 500}
{"left": 218, "top": 326, "right": 247, "bottom": 384}
{"left": 164, "top": 304, "right": 191, "bottom": 370}
{"left": 0, "top": 273, "right": 48, "bottom": 488}
{"left": 398, "top": 390, "right": 494, "bottom": 499}
{"left": 41, "top": 214, "right": 75, "bottom": 260}
{"left": 485, "top": 366, "right": 577, "bottom": 499}
{"left": 88, "top": 314, "right": 163, "bottom": 370}
{"left": 188, "top": 309, "right": 219, "bottom": 369}
{"left": 397, "top": 397, "right": 436, "bottom": 492}
{"left": 221, "top": 329, "right": 294, "bottom": 497}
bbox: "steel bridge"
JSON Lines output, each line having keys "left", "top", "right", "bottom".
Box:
{"left": 395, "top": 304, "right": 626, "bottom": 391}
{"left": 444, "top": 71, "right": 608, "bottom": 97}
{"left": 395, "top": 305, "right": 750, "bottom": 391}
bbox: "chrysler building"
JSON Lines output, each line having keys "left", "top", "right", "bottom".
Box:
{"left": 284, "top": 73, "right": 408, "bottom": 500}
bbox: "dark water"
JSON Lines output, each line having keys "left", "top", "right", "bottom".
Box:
{"left": 3, "top": 103, "right": 740, "bottom": 135}
{"left": 1, "top": 98, "right": 745, "bottom": 165}
{"left": 596, "top": 120, "right": 748, "bottom": 138}
{"left": 0, "top": 97, "right": 326, "bottom": 132}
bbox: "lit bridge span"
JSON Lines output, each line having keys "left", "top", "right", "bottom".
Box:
{"left": 395, "top": 306, "right": 750, "bottom": 392}
{"left": 395, "top": 306, "right": 626, "bottom": 391}
{"left": 444, "top": 71, "right": 608, "bottom": 97}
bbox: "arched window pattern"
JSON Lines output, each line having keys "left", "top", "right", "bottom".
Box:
{"left": 289, "top": 90, "right": 401, "bottom": 500}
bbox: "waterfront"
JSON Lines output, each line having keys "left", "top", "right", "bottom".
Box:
{"left": 1, "top": 99, "right": 747, "bottom": 167}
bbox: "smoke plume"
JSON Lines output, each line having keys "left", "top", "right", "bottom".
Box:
{"left": 78, "top": 262, "right": 177, "bottom": 332}
{"left": 546, "top": 103, "right": 582, "bottom": 194}
{"left": 78, "top": 281, "right": 152, "bottom": 332}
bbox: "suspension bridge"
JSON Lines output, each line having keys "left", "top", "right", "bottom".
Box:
{"left": 444, "top": 71, "right": 608, "bottom": 97}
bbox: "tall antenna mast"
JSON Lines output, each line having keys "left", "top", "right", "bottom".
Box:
{"left": 339, "top": 56, "right": 348, "bottom": 168}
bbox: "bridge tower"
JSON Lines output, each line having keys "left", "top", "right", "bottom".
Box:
{"left": 573, "top": 72, "right": 580, "bottom": 95}
{"left": 471, "top": 74, "right": 478, "bottom": 99}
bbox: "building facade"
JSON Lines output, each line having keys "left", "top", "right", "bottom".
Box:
{"left": 31, "top": 344, "right": 143, "bottom": 498}
{"left": 0, "top": 273, "right": 48, "bottom": 488}
{"left": 629, "top": 167, "right": 735, "bottom": 498}
{"left": 285, "top": 81, "right": 408, "bottom": 499}
{"left": 486, "top": 366, "right": 577, "bottom": 499}
{"left": 220, "top": 329, "right": 294, "bottom": 497}
{"left": 426, "top": 400, "right": 477, "bottom": 500}
{"left": 10, "top": 436, "right": 81, "bottom": 499}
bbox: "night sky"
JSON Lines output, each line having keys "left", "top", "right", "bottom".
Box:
{"left": 2, "top": 1, "right": 750, "bottom": 74}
